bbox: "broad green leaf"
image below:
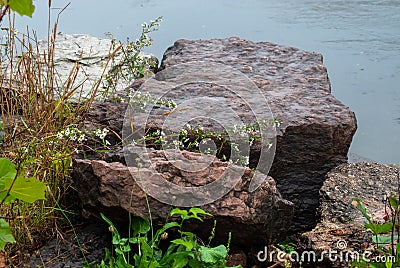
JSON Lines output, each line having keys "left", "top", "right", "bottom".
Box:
{"left": 372, "top": 234, "right": 397, "bottom": 246}
{"left": 131, "top": 215, "right": 150, "bottom": 236}
{"left": 170, "top": 208, "right": 188, "bottom": 217}
{"left": 5, "top": 176, "right": 46, "bottom": 203}
{"left": 172, "top": 254, "right": 188, "bottom": 268}
{"left": 179, "top": 231, "right": 195, "bottom": 241}
{"left": 0, "top": 219, "right": 16, "bottom": 250}
{"left": 129, "top": 237, "right": 138, "bottom": 244}
{"left": 365, "top": 221, "right": 393, "bottom": 235}
{"left": 388, "top": 195, "right": 399, "bottom": 208}
{"left": 385, "top": 260, "right": 393, "bottom": 268}
{"left": 189, "top": 207, "right": 212, "bottom": 217}
{"left": 0, "top": 190, "right": 16, "bottom": 204}
{"left": 187, "top": 207, "right": 212, "bottom": 221}
{"left": 199, "top": 245, "right": 228, "bottom": 263}
{"left": 8, "top": 0, "right": 35, "bottom": 17}
{"left": 171, "top": 238, "right": 194, "bottom": 250}
{"left": 0, "top": 158, "right": 16, "bottom": 181}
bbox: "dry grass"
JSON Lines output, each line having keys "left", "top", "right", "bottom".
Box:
{"left": 0, "top": 11, "right": 118, "bottom": 264}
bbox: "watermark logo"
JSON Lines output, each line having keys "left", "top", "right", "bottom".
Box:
{"left": 257, "top": 240, "right": 396, "bottom": 264}
{"left": 122, "top": 61, "right": 277, "bottom": 206}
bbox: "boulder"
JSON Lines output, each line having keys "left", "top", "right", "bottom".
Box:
{"left": 158, "top": 37, "right": 357, "bottom": 230}
{"left": 35, "top": 33, "right": 158, "bottom": 95}
{"left": 72, "top": 147, "right": 294, "bottom": 248}
{"left": 298, "top": 162, "right": 400, "bottom": 267}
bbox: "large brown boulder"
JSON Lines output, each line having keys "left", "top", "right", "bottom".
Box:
{"left": 158, "top": 37, "right": 357, "bottom": 230}
{"left": 72, "top": 148, "right": 294, "bottom": 249}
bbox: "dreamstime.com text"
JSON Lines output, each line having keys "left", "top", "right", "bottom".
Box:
{"left": 257, "top": 240, "right": 396, "bottom": 264}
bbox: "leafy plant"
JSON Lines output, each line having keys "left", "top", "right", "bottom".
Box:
{"left": 0, "top": 158, "right": 46, "bottom": 250}
{"left": 89, "top": 208, "right": 241, "bottom": 268}
{"left": 352, "top": 192, "right": 400, "bottom": 268}
{"left": 126, "top": 119, "right": 279, "bottom": 168}
{"left": 0, "top": 0, "right": 35, "bottom": 22}
{"left": 103, "top": 17, "right": 162, "bottom": 97}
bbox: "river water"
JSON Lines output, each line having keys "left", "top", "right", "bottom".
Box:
{"left": 15, "top": 0, "right": 400, "bottom": 163}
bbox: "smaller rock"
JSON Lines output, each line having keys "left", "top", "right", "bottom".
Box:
{"left": 227, "top": 251, "right": 247, "bottom": 267}
{"left": 298, "top": 162, "right": 400, "bottom": 267}
{"left": 72, "top": 147, "right": 294, "bottom": 249}
{"left": 36, "top": 33, "right": 158, "bottom": 95}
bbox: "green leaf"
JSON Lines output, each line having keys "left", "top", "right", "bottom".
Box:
{"left": 372, "top": 234, "right": 397, "bottom": 246}
{"left": 388, "top": 195, "right": 399, "bottom": 208}
{"left": 385, "top": 260, "right": 393, "bottom": 268}
{"left": 0, "top": 219, "right": 16, "bottom": 251}
{"left": 365, "top": 221, "right": 393, "bottom": 235}
{"left": 396, "top": 242, "right": 400, "bottom": 259}
{"left": 5, "top": 176, "right": 46, "bottom": 203}
{"left": 354, "top": 198, "right": 372, "bottom": 223}
{"left": 0, "top": 158, "right": 16, "bottom": 181}
{"left": 160, "top": 252, "right": 189, "bottom": 268}
{"left": 7, "top": 0, "right": 35, "bottom": 17}
{"left": 199, "top": 245, "right": 228, "bottom": 263}
{"left": 100, "top": 213, "right": 121, "bottom": 240}
{"left": 188, "top": 208, "right": 212, "bottom": 221}
{"left": 131, "top": 215, "right": 150, "bottom": 237}
{"left": 170, "top": 208, "right": 188, "bottom": 217}
{"left": 171, "top": 238, "right": 194, "bottom": 250}
{"left": 152, "top": 221, "right": 179, "bottom": 244}
{"left": 189, "top": 208, "right": 212, "bottom": 217}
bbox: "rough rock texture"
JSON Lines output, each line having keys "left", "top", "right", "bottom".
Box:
{"left": 25, "top": 223, "right": 110, "bottom": 268}
{"left": 298, "top": 162, "right": 400, "bottom": 267}
{"left": 35, "top": 33, "right": 158, "bottom": 94}
{"left": 72, "top": 148, "right": 294, "bottom": 248}
{"left": 157, "top": 37, "right": 357, "bottom": 230}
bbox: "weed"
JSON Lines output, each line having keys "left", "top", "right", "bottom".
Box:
{"left": 0, "top": 2, "right": 162, "bottom": 265}
{"left": 84, "top": 208, "right": 241, "bottom": 268}
{"left": 352, "top": 169, "right": 400, "bottom": 267}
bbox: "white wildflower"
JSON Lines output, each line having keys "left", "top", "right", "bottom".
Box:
{"left": 96, "top": 128, "right": 109, "bottom": 139}
{"left": 249, "top": 139, "right": 254, "bottom": 147}
{"left": 78, "top": 134, "right": 86, "bottom": 142}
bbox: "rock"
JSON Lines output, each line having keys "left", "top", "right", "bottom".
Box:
{"left": 72, "top": 147, "right": 294, "bottom": 248}
{"left": 318, "top": 162, "right": 400, "bottom": 225}
{"left": 155, "top": 37, "right": 357, "bottom": 230}
{"left": 227, "top": 251, "right": 247, "bottom": 267}
{"left": 26, "top": 223, "right": 110, "bottom": 267}
{"left": 79, "top": 37, "right": 357, "bottom": 231}
{"left": 35, "top": 33, "right": 158, "bottom": 95}
{"left": 297, "top": 162, "right": 400, "bottom": 267}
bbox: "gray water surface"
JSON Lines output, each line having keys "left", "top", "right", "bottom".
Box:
{"left": 15, "top": 0, "right": 400, "bottom": 163}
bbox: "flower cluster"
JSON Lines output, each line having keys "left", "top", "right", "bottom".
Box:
{"left": 56, "top": 127, "right": 86, "bottom": 143}
{"left": 128, "top": 91, "right": 177, "bottom": 110}
{"left": 94, "top": 128, "right": 109, "bottom": 140}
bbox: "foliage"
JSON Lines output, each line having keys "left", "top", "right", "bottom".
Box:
{"left": 0, "top": 0, "right": 35, "bottom": 18}
{"left": 0, "top": 158, "right": 46, "bottom": 250}
{"left": 86, "top": 208, "right": 241, "bottom": 268}
{"left": 103, "top": 17, "right": 162, "bottom": 97}
{"left": 0, "top": 2, "right": 113, "bottom": 262}
{"left": 127, "top": 117, "right": 279, "bottom": 167}
{"left": 352, "top": 187, "right": 400, "bottom": 268}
